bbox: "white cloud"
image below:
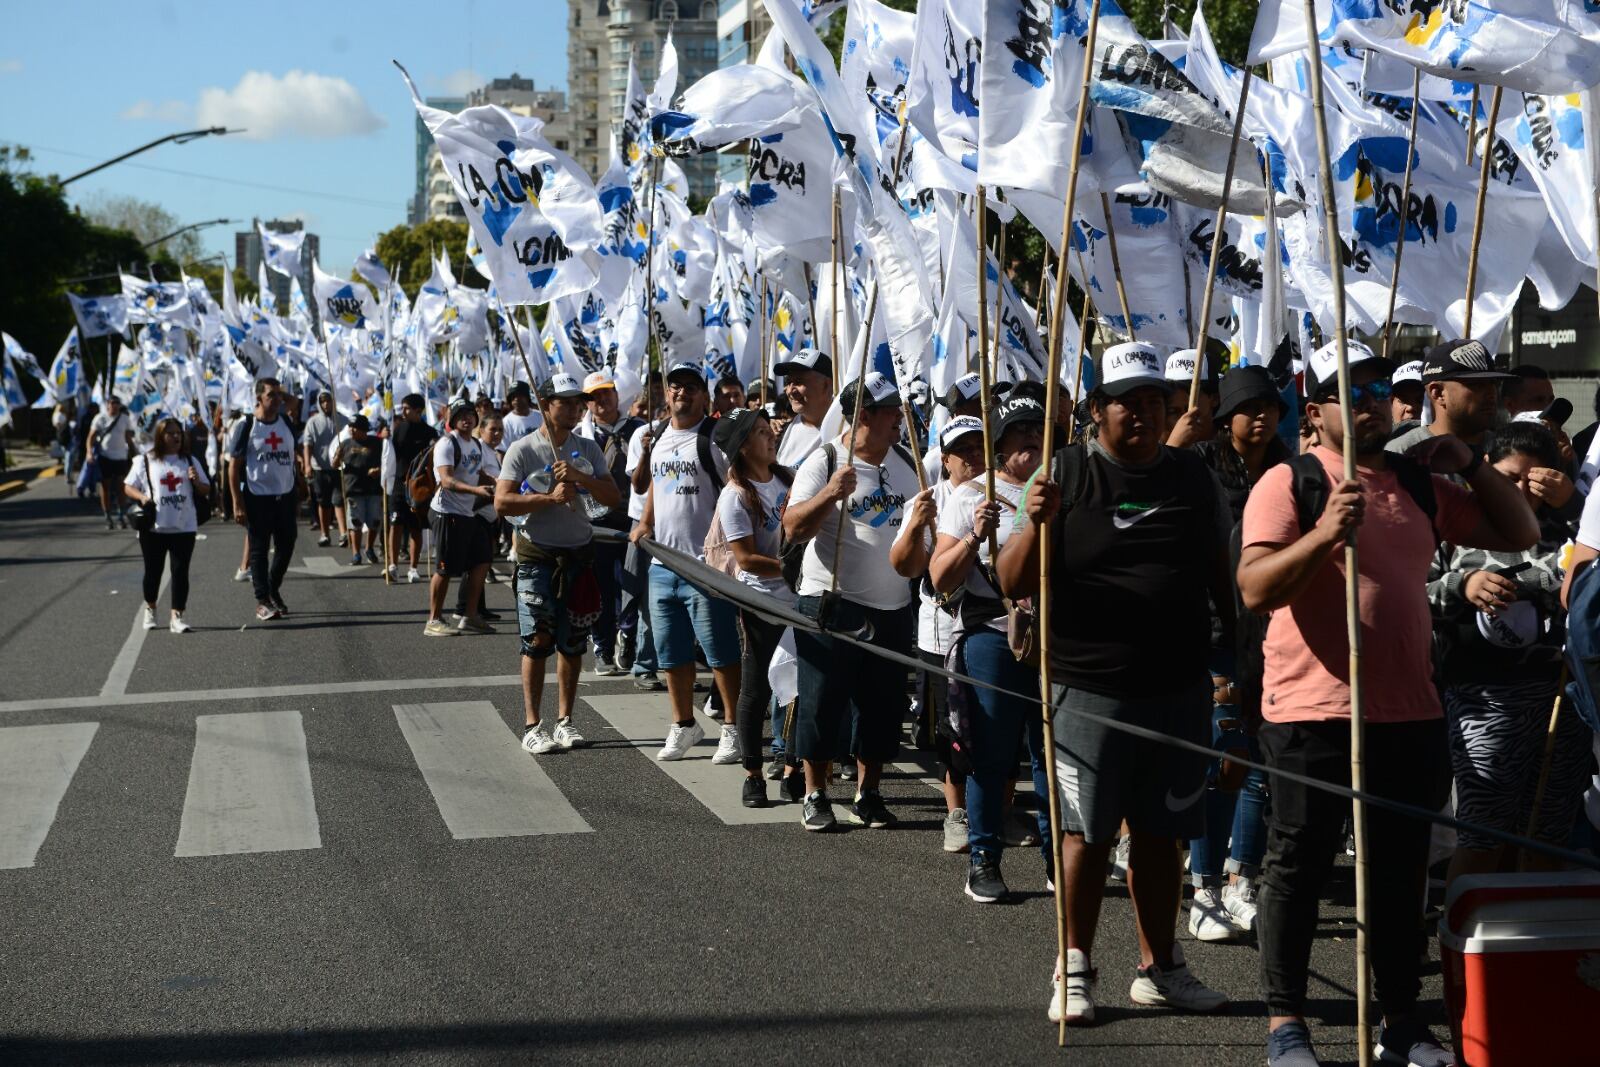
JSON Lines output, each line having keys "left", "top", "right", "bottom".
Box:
{"left": 0, "top": 59, "right": 21, "bottom": 75}
{"left": 194, "top": 70, "right": 385, "bottom": 141}
{"left": 433, "top": 68, "right": 485, "bottom": 96}
{"left": 120, "top": 99, "right": 193, "bottom": 122}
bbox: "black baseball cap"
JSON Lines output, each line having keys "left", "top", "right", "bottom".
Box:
{"left": 350, "top": 413, "right": 371, "bottom": 431}
{"left": 1421, "top": 339, "right": 1514, "bottom": 383}
{"left": 447, "top": 400, "right": 476, "bottom": 427}
{"left": 712, "top": 405, "right": 767, "bottom": 462}
{"left": 507, "top": 381, "right": 532, "bottom": 400}
{"left": 994, "top": 394, "right": 1046, "bottom": 439}
{"left": 665, "top": 360, "right": 706, "bottom": 388}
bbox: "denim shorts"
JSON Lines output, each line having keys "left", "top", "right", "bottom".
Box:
{"left": 516, "top": 560, "right": 592, "bottom": 659}
{"left": 647, "top": 562, "right": 739, "bottom": 670}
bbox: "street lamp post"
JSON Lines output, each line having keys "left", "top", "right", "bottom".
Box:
{"left": 56, "top": 127, "right": 243, "bottom": 187}
{"left": 143, "top": 218, "right": 234, "bottom": 249}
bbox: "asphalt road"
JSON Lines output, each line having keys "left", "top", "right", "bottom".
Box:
{"left": 0, "top": 476, "right": 1449, "bottom": 1066}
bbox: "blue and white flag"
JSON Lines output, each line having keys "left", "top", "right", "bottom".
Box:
{"left": 651, "top": 64, "right": 809, "bottom": 155}
{"left": 1249, "top": 0, "right": 1600, "bottom": 96}
{"left": 121, "top": 275, "right": 194, "bottom": 330}
{"left": 311, "top": 261, "right": 378, "bottom": 332}
{"left": 1500, "top": 90, "right": 1599, "bottom": 269}
{"left": 257, "top": 223, "right": 307, "bottom": 278}
{"left": 841, "top": 0, "right": 916, "bottom": 170}
{"left": 67, "top": 293, "right": 129, "bottom": 339}
{"left": 978, "top": 0, "right": 1095, "bottom": 196}
{"left": 354, "top": 249, "right": 393, "bottom": 293}
{"left": 46, "top": 328, "right": 83, "bottom": 405}
{"left": 909, "top": 0, "right": 984, "bottom": 171}
{"left": 398, "top": 62, "right": 603, "bottom": 307}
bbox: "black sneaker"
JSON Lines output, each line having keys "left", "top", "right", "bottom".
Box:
{"left": 742, "top": 777, "right": 768, "bottom": 809}
{"left": 270, "top": 594, "right": 289, "bottom": 616}
{"left": 778, "top": 767, "right": 807, "bottom": 804}
{"left": 1374, "top": 1020, "right": 1453, "bottom": 1067}
{"left": 965, "top": 856, "right": 1009, "bottom": 903}
{"left": 801, "top": 791, "right": 836, "bottom": 832}
{"left": 615, "top": 631, "right": 636, "bottom": 672}
{"left": 763, "top": 757, "right": 786, "bottom": 781}
{"left": 841, "top": 789, "right": 896, "bottom": 829}
{"left": 1266, "top": 1021, "right": 1320, "bottom": 1066}
{"left": 477, "top": 607, "right": 502, "bottom": 621}
{"left": 633, "top": 671, "right": 665, "bottom": 692}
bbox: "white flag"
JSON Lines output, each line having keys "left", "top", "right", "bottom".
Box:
{"left": 312, "top": 261, "right": 379, "bottom": 331}
{"left": 257, "top": 223, "right": 307, "bottom": 278}
{"left": 67, "top": 293, "right": 129, "bottom": 338}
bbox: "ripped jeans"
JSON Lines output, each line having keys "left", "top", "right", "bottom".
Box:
{"left": 515, "top": 545, "right": 598, "bottom": 659}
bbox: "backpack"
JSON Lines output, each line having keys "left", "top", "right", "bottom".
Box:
{"left": 407, "top": 436, "right": 466, "bottom": 512}
{"left": 1285, "top": 450, "right": 1438, "bottom": 540}
{"left": 779, "top": 441, "right": 916, "bottom": 591}
{"left": 1561, "top": 562, "right": 1600, "bottom": 737}
{"left": 705, "top": 467, "right": 795, "bottom": 578}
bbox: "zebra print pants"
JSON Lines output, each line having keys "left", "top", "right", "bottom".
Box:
{"left": 1444, "top": 679, "right": 1593, "bottom": 852}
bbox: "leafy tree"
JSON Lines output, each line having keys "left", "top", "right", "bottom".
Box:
{"left": 78, "top": 192, "right": 204, "bottom": 264}
{"left": 372, "top": 217, "right": 487, "bottom": 300}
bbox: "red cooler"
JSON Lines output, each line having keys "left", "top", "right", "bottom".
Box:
{"left": 1438, "top": 871, "right": 1600, "bottom": 1066}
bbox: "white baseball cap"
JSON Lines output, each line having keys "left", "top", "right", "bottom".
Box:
{"left": 938, "top": 415, "right": 985, "bottom": 450}
{"left": 1306, "top": 340, "right": 1394, "bottom": 399}
{"left": 1392, "top": 360, "right": 1424, "bottom": 386}
{"left": 1097, "top": 342, "right": 1172, "bottom": 397}
{"left": 1164, "top": 349, "right": 1209, "bottom": 383}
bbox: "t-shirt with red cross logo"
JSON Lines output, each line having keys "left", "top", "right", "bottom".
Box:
{"left": 123, "top": 453, "right": 210, "bottom": 533}
{"left": 230, "top": 415, "right": 298, "bottom": 496}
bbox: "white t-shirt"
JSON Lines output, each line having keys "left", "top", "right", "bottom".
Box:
{"left": 91, "top": 411, "right": 132, "bottom": 460}
{"left": 791, "top": 444, "right": 921, "bottom": 610}
{"left": 502, "top": 409, "right": 544, "bottom": 447}
{"left": 776, "top": 417, "right": 822, "bottom": 468}
{"left": 648, "top": 420, "right": 729, "bottom": 558}
{"left": 905, "top": 478, "right": 963, "bottom": 654}
{"left": 125, "top": 453, "right": 210, "bottom": 534}
{"left": 431, "top": 431, "right": 488, "bottom": 517}
{"left": 1578, "top": 485, "right": 1600, "bottom": 550}
{"left": 473, "top": 447, "right": 502, "bottom": 523}
{"left": 937, "top": 477, "right": 1027, "bottom": 631}
{"left": 624, "top": 421, "right": 656, "bottom": 522}
{"left": 229, "top": 415, "right": 298, "bottom": 496}
{"left": 716, "top": 475, "right": 791, "bottom": 602}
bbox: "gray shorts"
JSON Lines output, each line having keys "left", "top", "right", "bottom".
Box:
{"left": 346, "top": 493, "right": 382, "bottom": 529}
{"left": 1052, "top": 677, "right": 1211, "bottom": 844}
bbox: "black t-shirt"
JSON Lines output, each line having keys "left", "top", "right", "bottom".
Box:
{"left": 1048, "top": 443, "right": 1229, "bottom": 698}
{"left": 339, "top": 438, "right": 382, "bottom": 497}
{"left": 389, "top": 418, "right": 438, "bottom": 490}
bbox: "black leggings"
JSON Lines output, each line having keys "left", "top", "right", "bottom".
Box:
{"left": 736, "top": 610, "right": 786, "bottom": 773}
{"left": 140, "top": 531, "right": 197, "bottom": 611}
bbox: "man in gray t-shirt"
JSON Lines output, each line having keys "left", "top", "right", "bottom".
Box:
{"left": 495, "top": 373, "right": 621, "bottom": 758}
{"left": 301, "top": 391, "right": 349, "bottom": 547}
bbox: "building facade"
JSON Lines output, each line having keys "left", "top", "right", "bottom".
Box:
{"left": 410, "top": 95, "right": 465, "bottom": 225}
{"left": 567, "top": 0, "right": 720, "bottom": 200}
{"left": 713, "top": 0, "right": 771, "bottom": 183}
{"left": 235, "top": 219, "right": 319, "bottom": 314}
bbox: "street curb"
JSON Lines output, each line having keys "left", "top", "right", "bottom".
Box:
{"left": 0, "top": 463, "right": 61, "bottom": 500}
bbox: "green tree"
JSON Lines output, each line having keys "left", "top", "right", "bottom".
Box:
{"left": 78, "top": 192, "right": 205, "bottom": 264}
{"left": 372, "top": 217, "right": 488, "bottom": 300}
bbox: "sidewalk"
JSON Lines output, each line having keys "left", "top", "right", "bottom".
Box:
{"left": 0, "top": 444, "right": 62, "bottom": 500}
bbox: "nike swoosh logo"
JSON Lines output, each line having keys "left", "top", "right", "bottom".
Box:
{"left": 1165, "top": 778, "right": 1208, "bottom": 812}
{"left": 1111, "top": 503, "right": 1164, "bottom": 530}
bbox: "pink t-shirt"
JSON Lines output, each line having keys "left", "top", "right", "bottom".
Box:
{"left": 1241, "top": 446, "right": 1481, "bottom": 725}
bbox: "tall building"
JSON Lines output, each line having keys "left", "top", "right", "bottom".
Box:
{"left": 411, "top": 76, "right": 575, "bottom": 225}
{"left": 410, "top": 95, "right": 466, "bottom": 225}
{"left": 234, "top": 219, "right": 319, "bottom": 313}
{"left": 567, "top": 0, "right": 720, "bottom": 200}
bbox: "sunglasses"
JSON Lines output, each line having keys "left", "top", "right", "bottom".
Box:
{"left": 1315, "top": 380, "right": 1393, "bottom": 406}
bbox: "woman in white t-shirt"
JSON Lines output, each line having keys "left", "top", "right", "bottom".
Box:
{"left": 925, "top": 394, "right": 1050, "bottom": 903}
{"left": 124, "top": 417, "right": 212, "bottom": 634}
{"left": 712, "top": 408, "right": 794, "bottom": 809}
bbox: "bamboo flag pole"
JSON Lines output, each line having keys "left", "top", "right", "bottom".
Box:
{"left": 1465, "top": 85, "right": 1482, "bottom": 166}
{"left": 643, "top": 154, "right": 663, "bottom": 375}
{"left": 496, "top": 298, "right": 541, "bottom": 388}
{"left": 975, "top": 186, "right": 1002, "bottom": 560}
{"left": 1039, "top": 0, "right": 1100, "bottom": 1046}
{"left": 758, "top": 274, "right": 770, "bottom": 409}
{"left": 1071, "top": 246, "right": 1098, "bottom": 416}
{"left": 1099, "top": 192, "right": 1137, "bottom": 342}
{"left": 1522, "top": 665, "right": 1570, "bottom": 850}
{"left": 831, "top": 185, "right": 842, "bottom": 393}
{"left": 1188, "top": 69, "right": 1254, "bottom": 410}
{"left": 1380, "top": 69, "right": 1423, "bottom": 362}
{"left": 1463, "top": 86, "right": 1505, "bottom": 338}
{"left": 1300, "top": 2, "right": 1373, "bottom": 1061}
{"left": 826, "top": 282, "right": 880, "bottom": 595}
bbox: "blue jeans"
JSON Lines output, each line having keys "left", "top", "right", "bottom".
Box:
{"left": 646, "top": 562, "right": 740, "bottom": 670}
{"left": 961, "top": 630, "right": 1049, "bottom": 862}
{"left": 590, "top": 536, "right": 635, "bottom": 658}
{"left": 1189, "top": 705, "right": 1270, "bottom": 887}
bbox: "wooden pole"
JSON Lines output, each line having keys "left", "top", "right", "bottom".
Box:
{"left": 1464, "top": 85, "right": 1481, "bottom": 166}
{"left": 1038, "top": 0, "right": 1100, "bottom": 1044}
{"left": 1099, "top": 192, "right": 1136, "bottom": 342}
{"left": 1463, "top": 86, "right": 1505, "bottom": 338}
{"left": 831, "top": 185, "right": 842, "bottom": 394}
{"left": 826, "top": 283, "right": 880, "bottom": 596}
{"left": 643, "top": 154, "right": 663, "bottom": 375}
{"left": 1522, "top": 666, "right": 1570, "bottom": 851}
{"left": 496, "top": 298, "right": 540, "bottom": 389}
{"left": 1189, "top": 69, "right": 1254, "bottom": 410}
{"left": 758, "top": 274, "right": 770, "bottom": 409}
{"left": 1380, "top": 69, "right": 1423, "bottom": 362}
{"left": 1300, "top": 2, "right": 1372, "bottom": 1061}
{"left": 975, "top": 186, "right": 1001, "bottom": 561}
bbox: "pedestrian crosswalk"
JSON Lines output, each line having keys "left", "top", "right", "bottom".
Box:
{"left": 0, "top": 700, "right": 955, "bottom": 872}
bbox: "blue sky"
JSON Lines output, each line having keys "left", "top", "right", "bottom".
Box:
{"left": 0, "top": 0, "right": 570, "bottom": 279}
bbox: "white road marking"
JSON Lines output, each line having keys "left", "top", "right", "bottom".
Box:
{"left": 0, "top": 723, "right": 99, "bottom": 869}
{"left": 288, "top": 556, "right": 348, "bottom": 577}
{"left": 99, "top": 570, "right": 170, "bottom": 698}
{"left": 582, "top": 694, "right": 796, "bottom": 826}
{"left": 0, "top": 674, "right": 525, "bottom": 715}
{"left": 393, "top": 701, "right": 591, "bottom": 839}
{"left": 175, "top": 711, "right": 321, "bottom": 857}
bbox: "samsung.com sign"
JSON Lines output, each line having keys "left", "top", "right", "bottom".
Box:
{"left": 1521, "top": 329, "right": 1579, "bottom": 348}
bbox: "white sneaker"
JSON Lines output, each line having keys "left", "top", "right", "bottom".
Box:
{"left": 1129, "top": 945, "right": 1228, "bottom": 1013}
{"left": 1048, "top": 948, "right": 1097, "bottom": 1025}
{"left": 233, "top": 568, "right": 249, "bottom": 582}
{"left": 521, "top": 725, "right": 558, "bottom": 755}
{"left": 1222, "top": 878, "right": 1259, "bottom": 933}
{"left": 1188, "top": 888, "right": 1246, "bottom": 942}
{"left": 1109, "top": 835, "right": 1130, "bottom": 882}
{"left": 168, "top": 613, "right": 192, "bottom": 634}
{"left": 711, "top": 724, "right": 742, "bottom": 765}
{"left": 657, "top": 720, "right": 706, "bottom": 761}
{"left": 552, "top": 720, "right": 585, "bottom": 750}
{"left": 406, "top": 568, "right": 420, "bottom": 584}
{"left": 386, "top": 564, "right": 398, "bottom": 581}
{"left": 141, "top": 606, "right": 158, "bottom": 631}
